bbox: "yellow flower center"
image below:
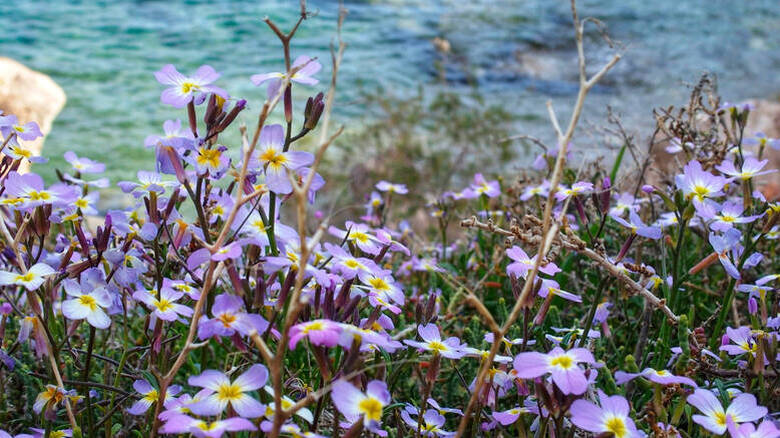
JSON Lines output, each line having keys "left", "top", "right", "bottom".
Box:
{"left": 715, "top": 412, "right": 728, "bottom": 427}
{"left": 75, "top": 198, "right": 89, "bottom": 209}
{"left": 345, "top": 259, "right": 360, "bottom": 269}
{"left": 78, "top": 295, "right": 98, "bottom": 311}
{"left": 427, "top": 341, "right": 448, "bottom": 353}
{"left": 368, "top": 277, "right": 389, "bottom": 291}
{"left": 29, "top": 190, "right": 51, "bottom": 201}
{"left": 154, "top": 299, "right": 173, "bottom": 313}
{"left": 604, "top": 416, "right": 628, "bottom": 437}
{"left": 218, "top": 313, "right": 237, "bottom": 327}
{"left": 216, "top": 383, "right": 242, "bottom": 401}
{"left": 197, "top": 147, "right": 221, "bottom": 168}
{"left": 303, "top": 321, "right": 324, "bottom": 333}
{"left": 260, "top": 148, "right": 287, "bottom": 169}
{"left": 549, "top": 355, "right": 574, "bottom": 369}
{"left": 351, "top": 231, "right": 369, "bottom": 243}
{"left": 693, "top": 185, "right": 710, "bottom": 198}
{"left": 143, "top": 389, "right": 159, "bottom": 403}
{"left": 358, "top": 397, "right": 383, "bottom": 422}
{"left": 180, "top": 81, "right": 199, "bottom": 94}
{"left": 14, "top": 272, "right": 35, "bottom": 283}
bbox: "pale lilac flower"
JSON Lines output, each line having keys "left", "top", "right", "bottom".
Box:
{"left": 697, "top": 201, "right": 761, "bottom": 232}
{"left": 720, "top": 326, "right": 759, "bottom": 357}
{"left": 665, "top": 137, "right": 693, "bottom": 154}
{"left": 744, "top": 132, "right": 780, "bottom": 151}
{"left": 609, "top": 192, "right": 640, "bottom": 217}
{"left": 154, "top": 64, "right": 227, "bottom": 108}
{"left": 0, "top": 115, "right": 42, "bottom": 143}
{"left": 404, "top": 324, "right": 467, "bottom": 359}
{"left": 727, "top": 418, "right": 780, "bottom": 438}
{"left": 159, "top": 415, "right": 256, "bottom": 437}
{"left": 466, "top": 173, "right": 500, "bottom": 198}
{"left": 505, "top": 246, "right": 561, "bottom": 278}
{"left": 614, "top": 367, "right": 697, "bottom": 387}
{"left": 513, "top": 346, "right": 595, "bottom": 395}
{"left": 61, "top": 278, "right": 112, "bottom": 329}
{"left": 376, "top": 180, "right": 408, "bottom": 194}
{"left": 709, "top": 229, "right": 742, "bottom": 279}
{"left": 127, "top": 379, "right": 180, "bottom": 415}
{"left": 187, "top": 364, "right": 268, "bottom": 417}
{"left": 426, "top": 398, "right": 463, "bottom": 416}
{"left": 400, "top": 408, "right": 455, "bottom": 437}
{"left": 262, "top": 386, "right": 315, "bottom": 423}
{"left": 570, "top": 391, "right": 642, "bottom": 438}
{"left": 612, "top": 210, "right": 662, "bottom": 239}
{"left": 520, "top": 180, "right": 550, "bottom": 201}
{"left": 254, "top": 124, "right": 313, "bottom": 194}
{"left": 187, "top": 144, "right": 230, "bottom": 177}
{"left": 132, "top": 287, "right": 193, "bottom": 322}
{"left": 688, "top": 388, "right": 767, "bottom": 435}
{"left": 251, "top": 55, "right": 322, "bottom": 99}
{"left": 676, "top": 160, "right": 729, "bottom": 203}
{"left": 491, "top": 404, "right": 538, "bottom": 426}
{"left": 64, "top": 151, "right": 105, "bottom": 174}
{"left": 554, "top": 181, "right": 593, "bottom": 202}
{"left": 538, "top": 279, "right": 581, "bottom": 303}
{"left": 4, "top": 171, "right": 76, "bottom": 209}
{"left": 197, "top": 293, "right": 269, "bottom": 340}
{"left": 0, "top": 263, "right": 55, "bottom": 291}
{"left": 117, "top": 170, "right": 177, "bottom": 198}
{"left": 717, "top": 157, "right": 777, "bottom": 181}
{"left": 331, "top": 380, "right": 390, "bottom": 431}
{"left": 289, "top": 319, "right": 342, "bottom": 349}
{"left": 210, "top": 242, "right": 242, "bottom": 262}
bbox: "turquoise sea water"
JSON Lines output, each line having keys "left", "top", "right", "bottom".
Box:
{"left": 1, "top": 0, "right": 779, "bottom": 181}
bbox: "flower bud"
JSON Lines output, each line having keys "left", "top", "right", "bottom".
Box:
{"left": 304, "top": 92, "right": 324, "bottom": 130}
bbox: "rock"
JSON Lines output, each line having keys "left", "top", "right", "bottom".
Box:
{"left": 0, "top": 57, "right": 66, "bottom": 172}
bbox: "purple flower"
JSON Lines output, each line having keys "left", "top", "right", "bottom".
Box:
{"left": 0, "top": 114, "right": 43, "bottom": 143}
{"left": 251, "top": 55, "right": 322, "bottom": 99}
{"left": 154, "top": 64, "right": 227, "bottom": 108}
{"left": 0, "top": 263, "right": 55, "bottom": 291}
{"left": 159, "top": 415, "right": 256, "bottom": 437}
{"left": 709, "top": 228, "right": 742, "bottom": 279}
{"left": 612, "top": 210, "right": 662, "bottom": 239}
{"left": 210, "top": 242, "right": 242, "bottom": 262}
{"left": 719, "top": 326, "right": 759, "bottom": 357}
{"left": 520, "top": 180, "right": 550, "bottom": 201}
{"left": 512, "top": 346, "right": 595, "bottom": 395}
{"left": 61, "top": 278, "right": 112, "bottom": 329}
{"left": 127, "top": 380, "right": 180, "bottom": 415}
{"left": 554, "top": 181, "right": 594, "bottom": 202}
{"left": 727, "top": 419, "right": 780, "bottom": 438}
{"left": 289, "top": 319, "right": 342, "bottom": 349}
{"left": 717, "top": 157, "right": 777, "bottom": 181}
{"left": 570, "top": 391, "right": 642, "bottom": 438}
{"left": 538, "top": 279, "right": 581, "bottom": 302}
{"left": 744, "top": 132, "right": 780, "bottom": 151}
{"left": 197, "top": 293, "right": 269, "bottom": 340}
{"left": 254, "top": 124, "right": 314, "bottom": 194}
{"left": 609, "top": 192, "right": 640, "bottom": 217}
{"left": 688, "top": 388, "right": 767, "bottom": 435}
{"left": 614, "top": 367, "right": 697, "bottom": 387}
{"left": 132, "top": 287, "right": 193, "bottom": 322}
{"left": 331, "top": 380, "right": 390, "bottom": 431}
{"left": 400, "top": 408, "right": 455, "bottom": 437}
{"left": 4, "top": 171, "right": 77, "bottom": 209}
{"left": 187, "top": 364, "right": 268, "bottom": 417}
{"left": 329, "top": 222, "right": 382, "bottom": 255}
{"left": 676, "top": 159, "right": 729, "bottom": 202}
{"left": 697, "top": 201, "right": 761, "bottom": 232}
{"left": 63, "top": 151, "right": 105, "bottom": 174}
{"left": 491, "top": 404, "right": 537, "bottom": 426}
{"left": 506, "top": 246, "right": 561, "bottom": 278}
{"left": 375, "top": 180, "right": 408, "bottom": 195}
{"left": 404, "top": 324, "right": 467, "bottom": 359}
{"left": 467, "top": 173, "right": 501, "bottom": 198}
